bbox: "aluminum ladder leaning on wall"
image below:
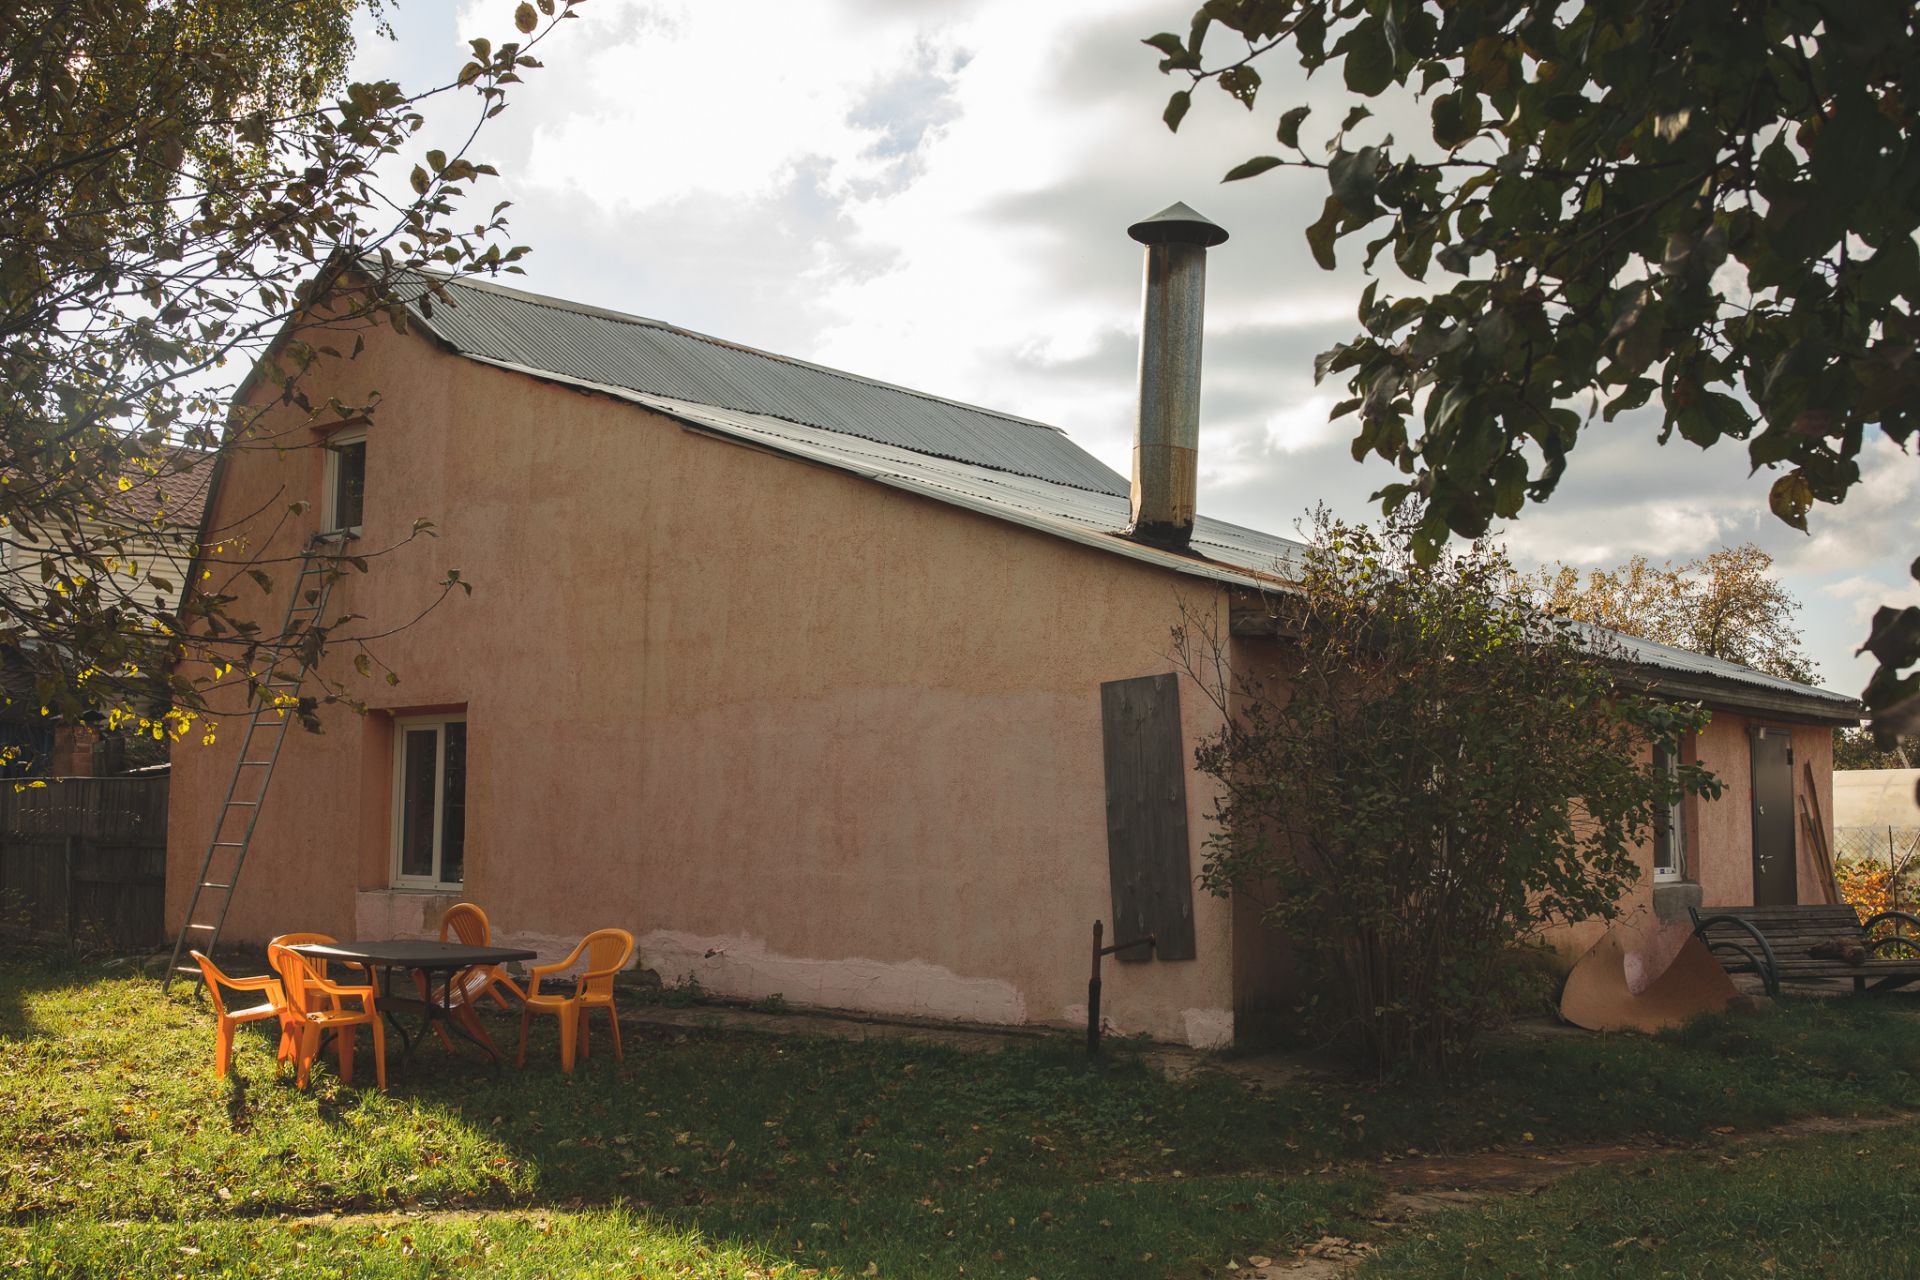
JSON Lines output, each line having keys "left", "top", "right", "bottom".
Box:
{"left": 164, "top": 540, "right": 346, "bottom": 992}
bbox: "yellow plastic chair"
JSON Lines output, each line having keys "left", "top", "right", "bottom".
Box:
{"left": 189, "top": 950, "right": 291, "bottom": 1078}
{"left": 516, "top": 929, "right": 634, "bottom": 1074}
{"left": 269, "top": 943, "right": 387, "bottom": 1090}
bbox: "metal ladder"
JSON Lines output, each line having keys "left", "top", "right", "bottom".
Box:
{"left": 164, "top": 541, "right": 344, "bottom": 991}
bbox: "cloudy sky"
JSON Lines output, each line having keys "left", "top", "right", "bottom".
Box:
{"left": 353, "top": 0, "right": 1916, "bottom": 696}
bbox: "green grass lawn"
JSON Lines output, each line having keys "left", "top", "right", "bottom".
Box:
{"left": 3, "top": 949, "right": 1920, "bottom": 1278}
{"left": 1360, "top": 1118, "right": 1920, "bottom": 1278}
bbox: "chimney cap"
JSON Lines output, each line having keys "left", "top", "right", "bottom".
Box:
{"left": 1127, "top": 201, "right": 1229, "bottom": 248}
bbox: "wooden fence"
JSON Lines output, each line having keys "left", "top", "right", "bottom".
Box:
{"left": 0, "top": 775, "right": 168, "bottom": 951}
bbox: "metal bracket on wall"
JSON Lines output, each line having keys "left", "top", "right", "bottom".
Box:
{"left": 1086, "top": 919, "right": 1156, "bottom": 1056}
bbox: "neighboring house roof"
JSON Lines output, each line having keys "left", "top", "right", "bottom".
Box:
{"left": 0, "top": 446, "right": 215, "bottom": 729}
{"left": 395, "top": 272, "right": 1856, "bottom": 722}
{"left": 113, "top": 447, "right": 218, "bottom": 531}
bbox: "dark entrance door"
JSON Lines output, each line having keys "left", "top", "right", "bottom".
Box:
{"left": 1750, "top": 726, "right": 1797, "bottom": 906}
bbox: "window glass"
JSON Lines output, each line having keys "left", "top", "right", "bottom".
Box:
{"left": 331, "top": 438, "right": 366, "bottom": 531}
{"left": 1652, "top": 743, "right": 1684, "bottom": 879}
{"left": 399, "top": 727, "right": 437, "bottom": 878}
{"left": 440, "top": 721, "right": 466, "bottom": 885}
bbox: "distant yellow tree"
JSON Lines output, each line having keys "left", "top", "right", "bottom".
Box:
{"left": 1529, "top": 545, "right": 1819, "bottom": 687}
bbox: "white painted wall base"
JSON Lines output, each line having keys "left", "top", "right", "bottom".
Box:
{"left": 641, "top": 929, "right": 1029, "bottom": 1027}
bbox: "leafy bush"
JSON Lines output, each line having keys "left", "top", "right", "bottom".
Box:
{"left": 1180, "top": 511, "right": 1717, "bottom": 1075}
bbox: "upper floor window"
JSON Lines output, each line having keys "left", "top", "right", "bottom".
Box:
{"left": 323, "top": 428, "right": 366, "bottom": 536}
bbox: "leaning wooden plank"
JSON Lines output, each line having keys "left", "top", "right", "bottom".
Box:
{"left": 1801, "top": 760, "right": 1843, "bottom": 905}
{"left": 1799, "top": 794, "right": 1841, "bottom": 905}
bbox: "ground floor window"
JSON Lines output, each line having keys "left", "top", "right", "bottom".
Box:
{"left": 393, "top": 716, "right": 465, "bottom": 887}
{"left": 1653, "top": 739, "right": 1686, "bottom": 882}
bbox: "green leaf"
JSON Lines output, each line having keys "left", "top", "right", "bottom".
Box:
{"left": 1223, "top": 155, "right": 1284, "bottom": 182}
{"left": 1328, "top": 146, "right": 1380, "bottom": 210}
{"left": 1277, "top": 105, "right": 1311, "bottom": 150}
{"left": 1340, "top": 20, "right": 1395, "bottom": 96}
{"left": 1305, "top": 196, "right": 1343, "bottom": 270}
{"left": 1862, "top": 605, "right": 1920, "bottom": 668}
{"left": 1767, "top": 472, "right": 1813, "bottom": 530}
{"left": 1142, "top": 32, "right": 1186, "bottom": 59}
{"left": 514, "top": 2, "right": 539, "bottom": 34}
{"left": 409, "top": 165, "right": 430, "bottom": 195}
{"left": 426, "top": 149, "right": 447, "bottom": 173}
{"left": 1219, "top": 65, "right": 1262, "bottom": 109}
{"left": 1602, "top": 378, "right": 1656, "bottom": 422}
{"left": 1430, "top": 91, "right": 1480, "bottom": 149}
{"left": 1163, "top": 90, "right": 1191, "bottom": 132}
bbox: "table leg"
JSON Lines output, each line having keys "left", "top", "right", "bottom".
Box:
{"left": 376, "top": 965, "right": 417, "bottom": 1066}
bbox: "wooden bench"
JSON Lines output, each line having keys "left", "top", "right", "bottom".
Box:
{"left": 1689, "top": 904, "right": 1920, "bottom": 997}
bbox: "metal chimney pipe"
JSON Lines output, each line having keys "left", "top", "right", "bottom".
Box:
{"left": 1125, "top": 202, "right": 1228, "bottom": 550}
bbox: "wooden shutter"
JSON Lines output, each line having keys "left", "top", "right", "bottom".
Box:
{"left": 1099, "top": 673, "right": 1196, "bottom": 961}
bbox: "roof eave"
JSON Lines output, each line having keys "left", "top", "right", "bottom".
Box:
{"left": 1605, "top": 660, "right": 1861, "bottom": 726}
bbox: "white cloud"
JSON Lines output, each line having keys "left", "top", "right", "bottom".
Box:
{"left": 1259, "top": 394, "right": 1343, "bottom": 456}
{"left": 1793, "top": 437, "right": 1920, "bottom": 573}
{"left": 520, "top": 4, "right": 959, "bottom": 210}
{"left": 1824, "top": 573, "right": 1920, "bottom": 627}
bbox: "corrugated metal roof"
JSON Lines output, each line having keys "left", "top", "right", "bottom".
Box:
{"left": 417, "top": 275, "right": 1853, "bottom": 717}
{"left": 404, "top": 274, "right": 1127, "bottom": 495}
{"left": 1593, "top": 628, "right": 1858, "bottom": 709}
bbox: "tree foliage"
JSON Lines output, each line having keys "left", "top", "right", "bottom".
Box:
{"left": 1178, "top": 511, "right": 1716, "bottom": 1074}
{"left": 1527, "top": 542, "right": 1818, "bottom": 685}
{"left": 1, "top": 0, "right": 576, "bottom": 743}
{"left": 1835, "top": 727, "right": 1913, "bottom": 771}
{"left": 1146, "top": 0, "right": 1920, "bottom": 735}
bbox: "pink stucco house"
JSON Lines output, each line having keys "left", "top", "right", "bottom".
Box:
{"left": 168, "top": 207, "right": 1860, "bottom": 1047}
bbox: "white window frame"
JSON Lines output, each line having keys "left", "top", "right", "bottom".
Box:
{"left": 390, "top": 714, "right": 466, "bottom": 888}
{"left": 321, "top": 427, "right": 367, "bottom": 538}
{"left": 1653, "top": 740, "right": 1687, "bottom": 883}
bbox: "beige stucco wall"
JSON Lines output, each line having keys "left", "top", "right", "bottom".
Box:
{"left": 167, "top": 326, "right": 1240, "bottom": 1046}
{"left": 1549, "top": 712, "right": 1837, "bottom": 970}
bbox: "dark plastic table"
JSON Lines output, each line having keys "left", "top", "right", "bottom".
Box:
{"left": 289, "top": 939, "right": 538, "bottom": 1067}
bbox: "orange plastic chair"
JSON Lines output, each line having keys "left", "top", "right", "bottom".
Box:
{"left": 269, "top": 943, "right": 387, "bottom": 1090}
{"left": 415, "top": 903, "right": 529, "bottom": 1054}
{"left": 516, "top": 928, "right": 634, "bottom": 1074}
{"left": 265, "top": 933, "right": 365, "bottom": 1010}
{"left": 189, "top": 950, "right": 292, "bottom": 1077}
{"left": 440, "top": 903, "right": 529, "bottom": 1009}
